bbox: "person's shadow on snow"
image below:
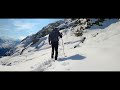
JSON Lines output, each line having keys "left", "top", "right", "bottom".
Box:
{"left": 58, "top": 54, "right": 86, "bottom": 61}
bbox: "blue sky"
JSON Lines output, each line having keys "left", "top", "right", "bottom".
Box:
{"left": 0, "top": 19, "right": 62, "bottom": 40}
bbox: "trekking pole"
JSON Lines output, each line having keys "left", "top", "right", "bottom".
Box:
{"left": 61, "top": 38, "right": 67, "bottom": 57}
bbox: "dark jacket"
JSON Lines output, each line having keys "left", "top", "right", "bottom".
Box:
{"left": 48, "top": 29, "right": 62, "bottom": 44}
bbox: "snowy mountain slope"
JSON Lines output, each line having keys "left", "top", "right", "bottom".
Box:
{"left": 0, "top": 19, "right": 120, "bottom": 71}
{"left": 45, "top": 20, "right": 120, "bottom": 71}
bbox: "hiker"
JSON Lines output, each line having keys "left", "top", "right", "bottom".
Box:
{"left": 48, "top": 28, "right": 62, "bottom": 60}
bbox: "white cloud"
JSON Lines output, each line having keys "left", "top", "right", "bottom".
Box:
{"left": 13, "top": 21, "right": 38, "bottom": 30}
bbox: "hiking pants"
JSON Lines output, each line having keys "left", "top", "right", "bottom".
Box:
{"left": 51, "top": 41, "right": 58, "bottom": 60}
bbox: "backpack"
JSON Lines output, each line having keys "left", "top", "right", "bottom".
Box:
{"left": 49, "top": 30, "right": 62, "bottom": 42}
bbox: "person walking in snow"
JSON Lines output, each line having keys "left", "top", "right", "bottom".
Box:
{"left": 48, "top": 28, "right": 62, "bottom": 60}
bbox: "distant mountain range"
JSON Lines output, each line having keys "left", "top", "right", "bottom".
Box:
{"left": 0, "top": 37, "right": 20, "bottom": 57}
